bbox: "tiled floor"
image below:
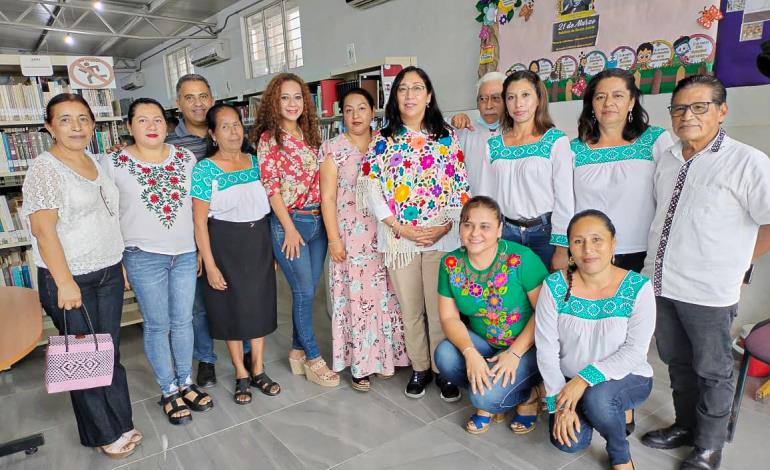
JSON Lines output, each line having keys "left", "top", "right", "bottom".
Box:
{"left": 2, "top": 276, "right": 769, "bottom": 470}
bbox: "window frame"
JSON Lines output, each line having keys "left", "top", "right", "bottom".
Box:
{"left": 164, "top": 46, "right": 194, "bottom": 98}
{"left": 242, "top": 0, "right": 303, "bottom": 79}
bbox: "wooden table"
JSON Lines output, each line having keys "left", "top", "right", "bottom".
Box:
{"left": 0, "top": 286, "right": 45, "bottom": 456}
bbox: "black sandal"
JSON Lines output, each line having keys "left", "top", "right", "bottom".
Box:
{"left": 625, "top": 409, "right": 636, "bottom": 436}
{"left": 233, "top": 377, "right": 252, "bottom": 405}
{"left": 251, "top": 372, "right": 281, "bottom": 396}
{"left": 180, "top": 384, "right": 214, "bottom": 412}
{"left": 159, "top": 392, "right": 192, "bottom": 425}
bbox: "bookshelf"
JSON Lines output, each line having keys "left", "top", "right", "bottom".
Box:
{"left": 0, "top": 55, "right": 141, "bottom": 343}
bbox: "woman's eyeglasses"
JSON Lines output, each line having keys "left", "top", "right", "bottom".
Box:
{"left": 99, "top": 186, "right": 115, "bottom": 217}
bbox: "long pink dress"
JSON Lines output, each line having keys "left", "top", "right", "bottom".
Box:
{"left": 320, "top": 133, "right": 409, "bottom": 378}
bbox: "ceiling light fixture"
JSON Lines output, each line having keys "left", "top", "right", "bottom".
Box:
{"left": 64, "top": 33, "right": 74, "bottom": 45}
{"left": 93, "top": 1, "right": 104, "bottom": 11}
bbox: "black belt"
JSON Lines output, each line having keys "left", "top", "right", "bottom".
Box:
{"left": 503, "top": 212, "right": 551, "bottom": 228}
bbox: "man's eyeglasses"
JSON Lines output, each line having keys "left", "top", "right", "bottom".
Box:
{"left": 668, "top": 101, "right": 718, "bottom": 117}
{"left": 477, "top": 94, "right": 503, "bottom": 104}
{"left": 99, "top": 186, "right": 115, "bottom": 217}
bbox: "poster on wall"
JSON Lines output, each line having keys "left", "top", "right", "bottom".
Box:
{"left": 490, "top": 0, "right": 720, "bottom": 101}
{"left": 714, "top": 0, "right": 770, "bottom": 87}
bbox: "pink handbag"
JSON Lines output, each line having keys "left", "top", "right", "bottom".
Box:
{"left": 44, "top": 305, "right": 114, "bottom": 393}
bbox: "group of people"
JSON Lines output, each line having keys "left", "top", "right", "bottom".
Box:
{"left": 20, "top": 63, "right": 770, "bottom": 470}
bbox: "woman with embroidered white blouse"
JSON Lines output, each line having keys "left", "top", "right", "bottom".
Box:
{"left": 487, "top": 70, "right": 574, "bottom": 271}
{"left": 572, "top": 69, "right": 673, "bottom": 273}
{"left": 21, "top": 93, "right": 140, "bottom": 459}
{"left": 535, "top": 210, "right": 655, "bottom": 470}
{"left": 101, "top": 98, "right": 213, "bottom": 426}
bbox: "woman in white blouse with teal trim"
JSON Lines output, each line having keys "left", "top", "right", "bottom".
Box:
{"left": 572, "top": 68, "right": 673, "bottom": 273}
{"left": 535, "top": 210, "right": 655, "bottom": 470}
{"left": 486, "top": 70, "right": 574, "bottom": 271}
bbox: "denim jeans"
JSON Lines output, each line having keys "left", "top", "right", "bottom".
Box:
{"left": 548, "top": 374, "right": 652, "bottom": 466}
{"left": 38, "top": 262, "right": 134, "bottom": 447}
{"left": 270, "top": 210, "right": 327, "bottom": 360}
{"left": 123, "top": 248, "right": 197, "bottom": 395}
{"left": 502, "top": 217, "right": 555, "bottom": 268}
{"left": 655, "top": 296, "right": 737, "bottom": 449}
{"left": 434, "top": 330, "right": 541, "bottom": 413}
{"left": 192, "top": 276, "right": 217, "bottom": 364}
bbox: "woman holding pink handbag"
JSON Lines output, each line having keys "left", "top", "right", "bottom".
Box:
{"left": 21, "top": 93, "right": 141, "bottom": 460}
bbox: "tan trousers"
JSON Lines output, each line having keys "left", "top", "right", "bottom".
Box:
{"left": 388, "top": 250, "right": 446, "bottom": 373}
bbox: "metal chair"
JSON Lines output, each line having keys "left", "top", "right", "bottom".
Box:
{"left": 728, "top": 318, "right": 770, "bottom": 442}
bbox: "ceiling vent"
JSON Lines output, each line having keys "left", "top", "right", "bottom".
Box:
{"left": 346, "top": 0, "right": 393, "bottom": 9}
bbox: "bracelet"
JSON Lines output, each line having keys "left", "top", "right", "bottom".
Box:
{"left": 505, "top": 349, "right": 521, "bottom": 359}
{"left": 461, "top": 346, "right": 475, "bottom": 356}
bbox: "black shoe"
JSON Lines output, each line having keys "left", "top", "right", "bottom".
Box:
{"left": 641, "top": 424, "right": 694, "bottom": 449}
{"left": 436, "top": 375, "right": 462, "bottom": 403}
{"left": 625, "top": 409, "right": 636, "bottom": 436}
{"left": 404, "top": 369, "right": 433, "bottom": 399}
{"left": 196, "top": 362, "right": 217, "bottom": 388}
{"left": 681, "top": 447, "right": 722, "bottom": 470}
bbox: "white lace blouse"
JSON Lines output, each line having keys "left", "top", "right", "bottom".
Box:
{"left": 21, "top": 151, "right": 124, "bottom": 275}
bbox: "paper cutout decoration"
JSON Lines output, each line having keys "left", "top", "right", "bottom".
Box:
{"left": 697, "top": 5, "right": 723, "bottom": 29}
{"left": 480, "top": 45, "right": 497, "bottom": 64}
{"left": 520, "top": 1, "right": 534, "bottom": 21}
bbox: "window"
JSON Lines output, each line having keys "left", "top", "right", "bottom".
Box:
{"left": 165, "top": 47, "right": 194, "bottom": 97}
{"left": 245, "top": 0, "right": 303, "bottom": 78}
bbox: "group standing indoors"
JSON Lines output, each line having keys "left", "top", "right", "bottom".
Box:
{"left": 319, "top": 87, "right": 409, "bottom": 391}
{"left": 22, "top": 94, "right": 141, "bottom": 458}
{"left": 536, "top": 210, "right": 655, "bottom": 470}
{"left": 255, "top": 73, "right": 339, "bottom": 387}
{"left": 192, "top": 104, "right": 280, "bottom": 404}
{"left": 434, "top": 196, "right": 548, "bottom": 435}
{"left": 486, "top": 71, "right": 574, "bottom": 270}
{"left": 102, "top": 98, "right": 213, "bottom": 424}
{"left": 641, "top": 75, "right": 770, "bottom": 470}
{"left": 450, "top": 71, "right": 506, "bottom": 196}
{"left": 571, "top": 68, "right": 673, "bottom": 273}
{"left": 357, "top": 66, "right": 471, "bottom": 400}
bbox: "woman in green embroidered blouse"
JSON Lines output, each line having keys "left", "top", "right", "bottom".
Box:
{"left": 435, "top": 196, "right": 549, "bottom": 435}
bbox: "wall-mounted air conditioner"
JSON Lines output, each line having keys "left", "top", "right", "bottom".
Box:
{"left": 190, "top": 40, "right": 231, "bottom": 67}
{"left": 121, "top": 72, "right": 145, "bottom": 90}
{"left": 346, "top": 0, "right": 393, "bottom": 9}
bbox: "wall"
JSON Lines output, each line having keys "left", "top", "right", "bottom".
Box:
{"left": 118, "top": 0, "right": 770, "bottom": 332}
{"left": 116, "top": 0, "right": 480, "bottom": 111}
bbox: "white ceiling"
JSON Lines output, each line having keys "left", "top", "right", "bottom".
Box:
{"left": 0, "top": 0, "right": 242, "bottom": 60}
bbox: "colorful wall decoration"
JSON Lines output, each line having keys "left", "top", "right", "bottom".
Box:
{"left": 714, "top": 0, "right": 770, "bottom": 87}
{"left": 476, "top": 1, "right": 721, "bottom": 101}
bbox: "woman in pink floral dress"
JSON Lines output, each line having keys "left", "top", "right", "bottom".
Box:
{"left": 319, "top": 88, "right": 409, "bottom": 391}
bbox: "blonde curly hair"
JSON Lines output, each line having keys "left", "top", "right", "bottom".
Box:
{"left": 251, "top": 73, "right": 321, "bottom": 150}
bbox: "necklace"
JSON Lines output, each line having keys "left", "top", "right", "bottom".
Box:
{"left": 281, "top": 127, "right": 304, "bottom": 141}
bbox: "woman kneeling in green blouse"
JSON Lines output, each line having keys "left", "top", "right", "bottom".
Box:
{"left": 435, "top": 196, "right": 548, "bottom": 434}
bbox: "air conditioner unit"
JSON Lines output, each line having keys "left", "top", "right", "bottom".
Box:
{"left": 346, "top": 0, "right": 393, "bottom": 8}
{"left": 190, "top": 40, "right": 231, "bottom": 67}
{"left": 120, "top": 72, "right": 145, "bottom": 91}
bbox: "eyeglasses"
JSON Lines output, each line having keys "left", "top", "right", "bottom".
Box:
{"left": 99, "top": 186, "right": 115, "bottom": 217}
{"left": 396, "top": 84, "right": 427, "bottom": 95}
{"left": 477, "top": 94, "right": 503, "bottom": 104}
{"left": 668, "top": 101, "right": 717, "bottom": 117}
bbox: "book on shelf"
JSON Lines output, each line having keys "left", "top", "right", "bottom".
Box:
{"left": 89, "top": 124, "right": 118, "bottom": 154}
{"left": 0, "top": 192, "right": 27, "bottom": 244}
{"left": 0, "top": 248, "right": 36, "bottom": 289}
{"left": 0, "top": 128, "right": 53, "bottom": 173}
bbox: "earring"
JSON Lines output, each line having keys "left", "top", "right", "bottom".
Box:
{"left": 627, "top": 111, "right": 633, "bottom": 123}
{"left": 568, "top": 256, "right": 575, "bottom": 266}
{"left": 591, "top": 110, "right": 597, "bottom": 123}
{"left": 611, "top": 255, "right": 616, "bottom": 264}
{"left": 212, "top": 140, "right": 218, "bottom": 147}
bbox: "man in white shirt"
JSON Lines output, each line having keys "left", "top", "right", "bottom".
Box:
{"left": 641, "top": 75, "right": 770, "bottom": 470}
{"left": 450, "top": 71, "right": 505, "bottom": 196}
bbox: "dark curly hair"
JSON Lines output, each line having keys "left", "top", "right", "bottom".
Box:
{"left": 251, "top": 73, "right": 321, "bottom": 150}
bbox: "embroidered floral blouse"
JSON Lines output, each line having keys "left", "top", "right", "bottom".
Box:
{"left": 257, "top": 130, "right": 321, "bottom": 210}
{"left": 438, "top": 240, "right": 548, "bottom": 348}
{"left": 100, "top": 144, "right": 196, "bottom": 255}
{"left": 357, "top": 127, "right": 471, "bottom": 268}
{"left": 535, "top": 270, "right": 655, "bottom": 413}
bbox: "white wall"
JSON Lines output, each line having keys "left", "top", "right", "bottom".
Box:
{"left": 118, "top": 0, "right": 770, "bottom": 331}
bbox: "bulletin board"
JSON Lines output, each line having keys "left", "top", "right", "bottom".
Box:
{"left": 474, "top": 1, "right": 722, "bottom": 101}
{"left": 714, "top": 0, "right": 770, "bottom": 87}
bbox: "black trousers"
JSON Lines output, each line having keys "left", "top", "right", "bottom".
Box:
{"left": 38, "top": 262, "right": 134, "bottom": 447}
{"left": 613, "top": 251, "right": 646, "bottom": 273}
{"left": 654, "top": 296, "right": 737, "bottom": 450}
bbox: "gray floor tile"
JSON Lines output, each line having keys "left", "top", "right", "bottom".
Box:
{"left": 259, "top": 387, "right": 424, "bottom": 470}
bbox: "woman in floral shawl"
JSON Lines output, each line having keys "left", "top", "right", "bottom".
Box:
{"left": 357, "top": 66, "right": 470, "bottom": 401}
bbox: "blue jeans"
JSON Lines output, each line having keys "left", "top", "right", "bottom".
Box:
{"left": 502, "top": 217, "right": 555, "bottom": 268}
{"left": 123, "top": 248, "right": 197, "bottom": 395}
{"left": 548, "top": 374, "right": 653, "bottom": 466}
{"left": 270, "top": 211, "right": 327, "bottom": 360}
{"left": 192, "top": 276, "right": 217, "bottom": 364}
{"left": 38, "top": 262, "right": 133, "bottom": 447}
{"left": 434, "top": 330, "right": 541, "bottom": 413}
